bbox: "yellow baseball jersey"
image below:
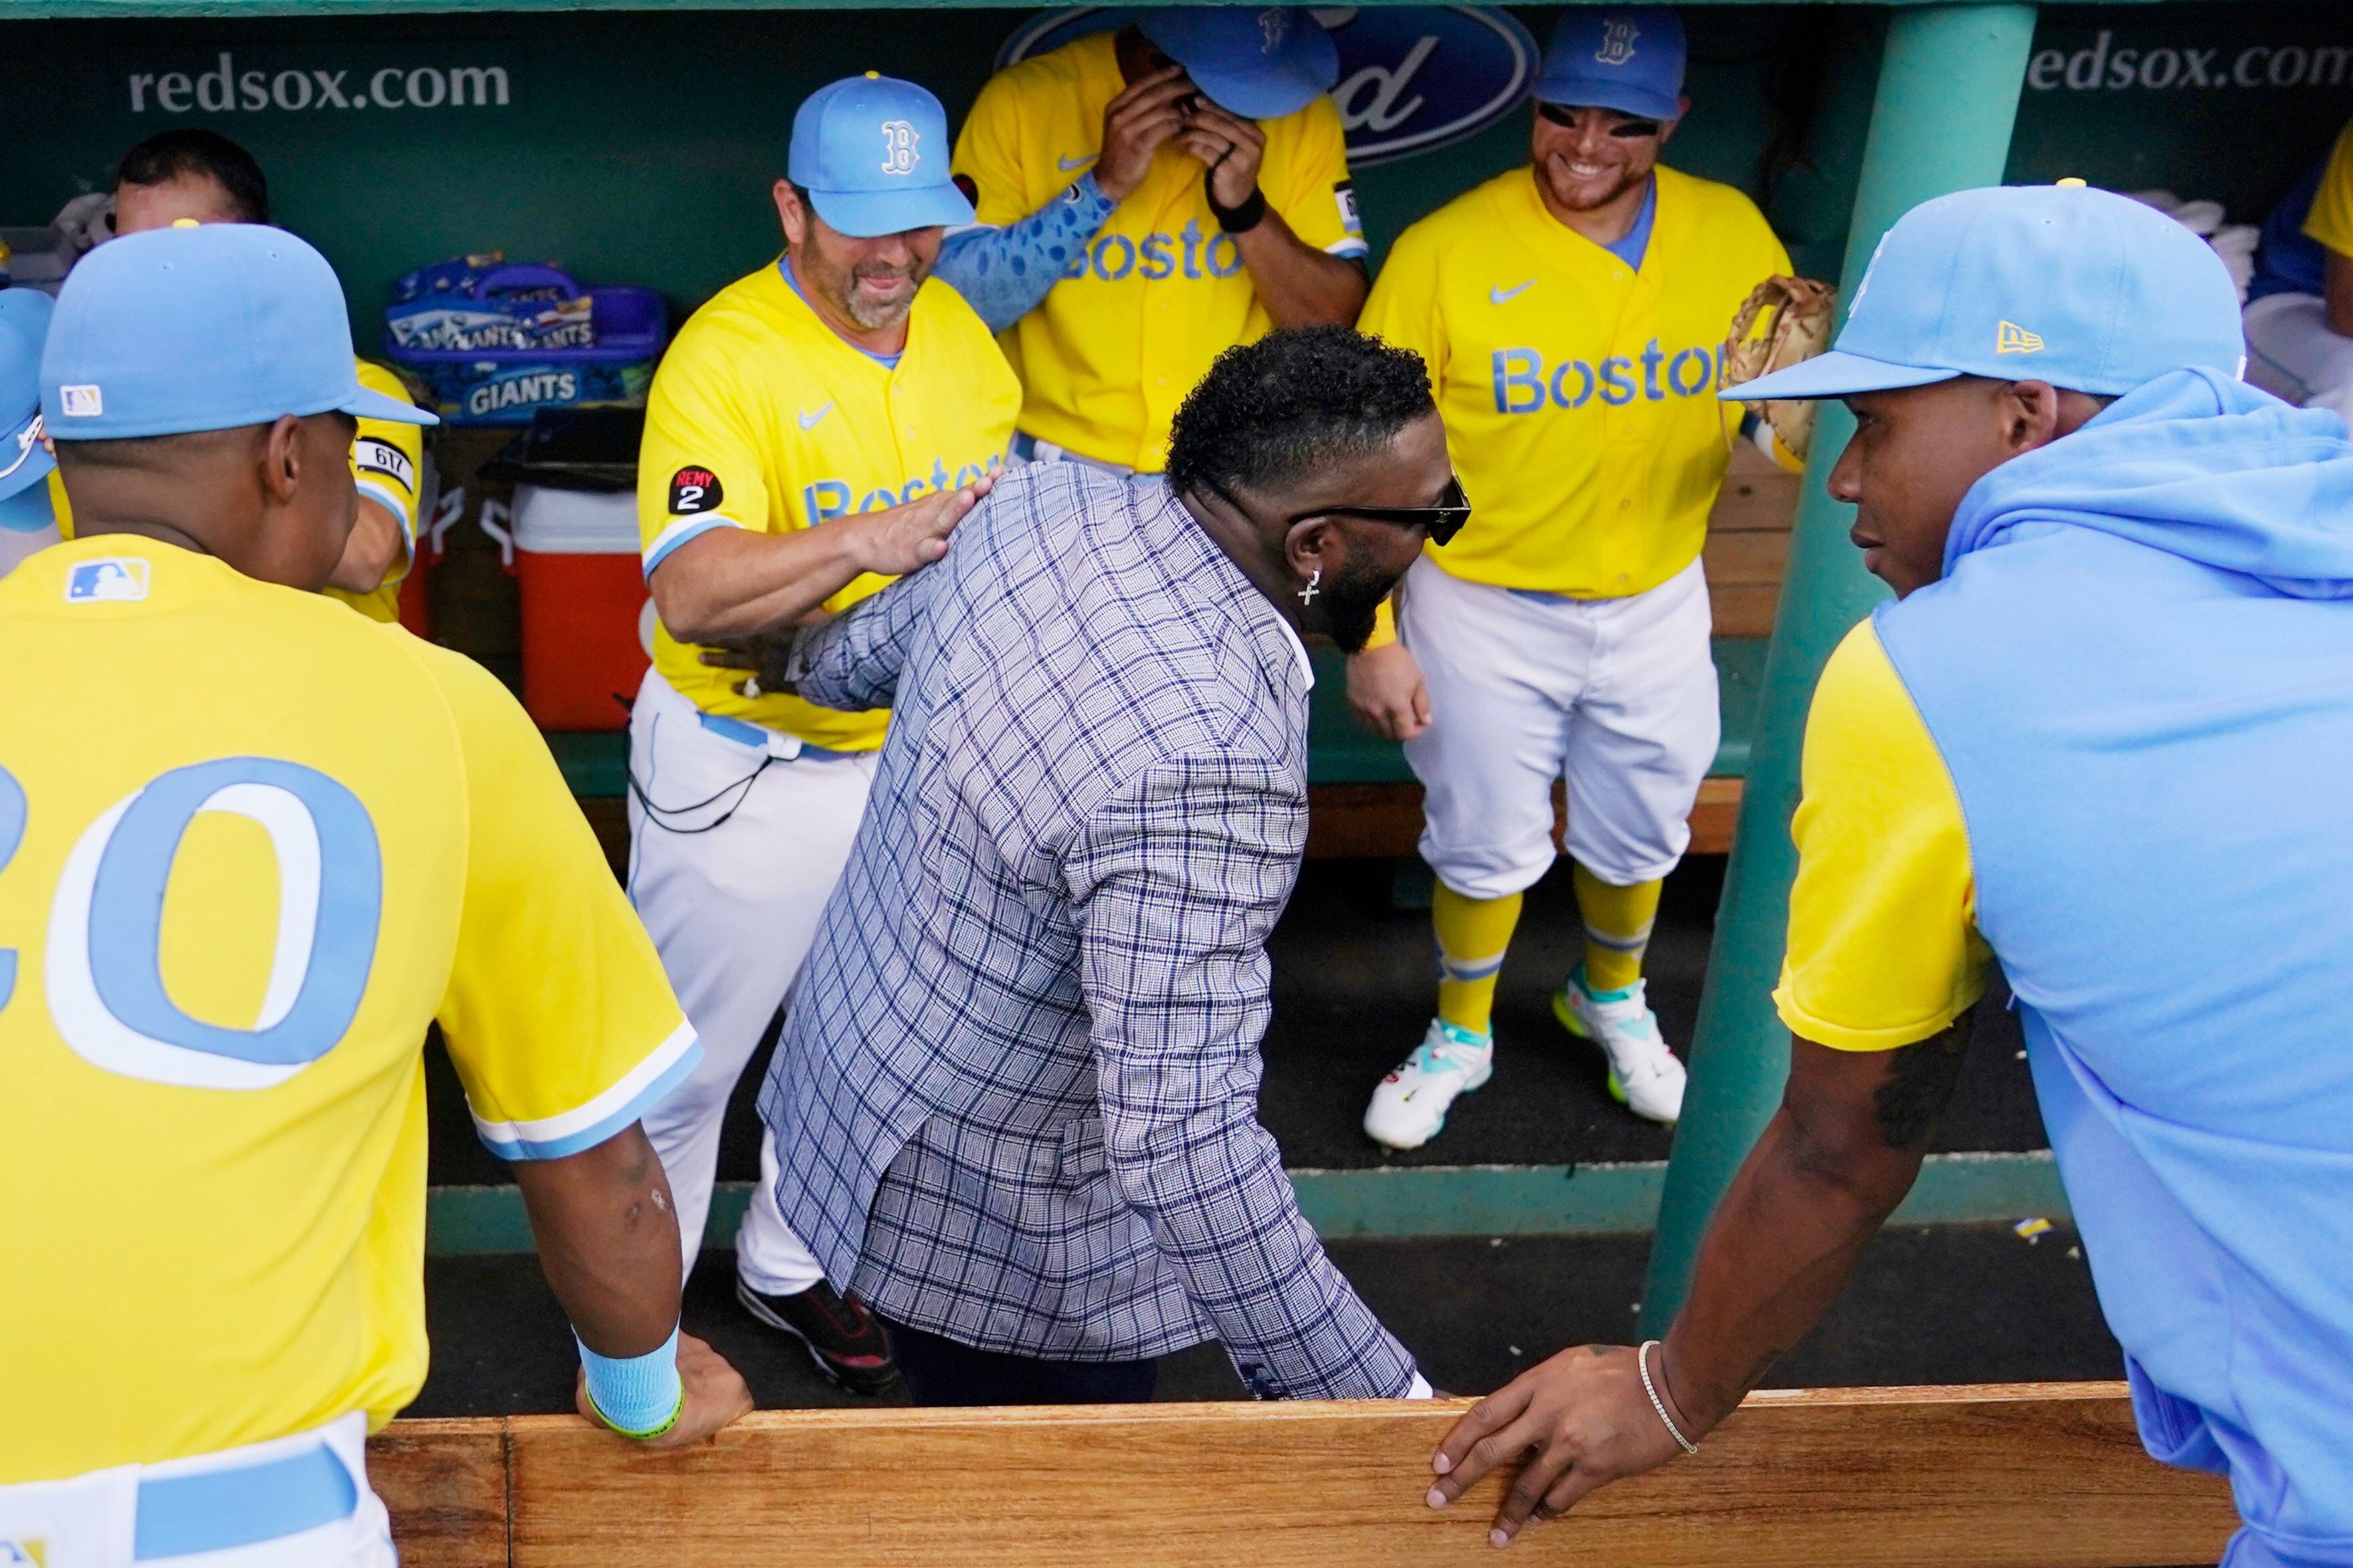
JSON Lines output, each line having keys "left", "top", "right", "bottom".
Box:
{"left": 1360, "top": 165, "right": 1789, "bottom": 599}
{"left": 54, "top": 359, "right": 425, "bottom": 623}
{"left": 637, "top": 261, "right": 1019, "bottom": 750}
{"left": 2303, "top": 117, "right": 2353, "bottom": 259}
{"left": 952, "top": 31, "right": 1366, "bottom": 472}
{"left": 331, "top": 360, "right": 428, "bottom": 624}
{"left": 1774, "top": 620, "right": 1991, "bottom": 1052}
{"left": 0, "top": 536, "right": 696, "bottom": 1482}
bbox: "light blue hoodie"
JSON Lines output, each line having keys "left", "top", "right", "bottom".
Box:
{"left": 1877, "top": 367, "right": 2353, "bottom": 1568}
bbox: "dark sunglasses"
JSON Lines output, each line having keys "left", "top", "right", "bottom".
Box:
{"left": 1319, "top": 475, "right": 1472, "bottom": 546}
{"left": 1536, "top": 102, "right": 1663, "bottom": 139}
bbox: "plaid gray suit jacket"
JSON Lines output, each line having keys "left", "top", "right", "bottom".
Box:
{"left": 760, "top": 463, "right": 1419, "bottom": 1399}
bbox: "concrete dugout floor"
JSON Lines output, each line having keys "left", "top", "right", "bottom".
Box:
{"left": 423, "top": 855, "right": 2046, "bottom": 1188}
{"left": 414, "top": 1222, "right": 2119, "bottom": 1415}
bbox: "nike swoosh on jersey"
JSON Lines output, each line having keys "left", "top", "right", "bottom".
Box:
{"left": 1058, "top": 154, "right": 1098, "bottom": 171}
{"left": 798, "top": 403, "right": 834, "bottom": 430}
{"left": 1490, "top": 280, "right": 1537, "bottom": 305}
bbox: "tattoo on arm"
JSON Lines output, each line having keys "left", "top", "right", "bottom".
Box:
{"left": 1871, "top": 1008, "right": 1976, "bottom": 1149}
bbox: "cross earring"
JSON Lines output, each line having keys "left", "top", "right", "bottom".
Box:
{"left": 1298, "top": 568, "right": 1322, "bottom": 605}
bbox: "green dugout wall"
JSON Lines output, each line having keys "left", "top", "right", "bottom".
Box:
{"left": 5, "top": 0, "right": 2350, "bottom": 1266}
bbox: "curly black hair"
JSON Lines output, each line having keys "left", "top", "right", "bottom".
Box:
{"left": 116, "top": 128, "right": 270, "bottom": 225}
{"left": 1164, "top": 326, "right": 1434, "bottom": 497}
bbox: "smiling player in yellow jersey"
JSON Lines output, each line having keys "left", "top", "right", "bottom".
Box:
{"left": 625, "top": 75, "right": 1017, "bottom": 1391}
{"left": 946, "top": 7, "right": 1367, "bottom": 473}
{"left": 1352, "top": 7, "right": 1788, "bottom": 1151}
{"left": 4, "top": 224, "right": 748, "bottom": 1563}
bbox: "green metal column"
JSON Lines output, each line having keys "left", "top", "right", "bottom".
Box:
{"left": 1638, "top": 1, "right": 2039, "bottom": 1337}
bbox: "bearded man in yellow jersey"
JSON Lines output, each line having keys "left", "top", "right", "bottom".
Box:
{"left": 626, "top": 74, "right": 1019, "bottom": 1391}
{"left": 3, "top": 223, "right": 748, "bottom": 1566}
{"left": 940, "top": 7, "right": 1367, "bottom": 474}
{"left": 72, "top": 128, "right": 428, "bottom": 625}
{"left": 1352, "top": 8, "right": 1790, "bottom": 1151}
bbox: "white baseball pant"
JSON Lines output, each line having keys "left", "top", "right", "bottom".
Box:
{"left": 1399, "top": 553, "right": 1719, "bottom": 898}
{"left": 0, "top": 1414, "right": 395, "bottom": 1568}
{"left": 625, "top": 667, "right": 877, "bottom": 1295}
{"left": 2243, "top": 291, "right": 2353, "bottom": 427}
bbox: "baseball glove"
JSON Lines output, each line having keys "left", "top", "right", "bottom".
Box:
{"left": 1720, "top": 276, "right": 1837, "bottom": 465}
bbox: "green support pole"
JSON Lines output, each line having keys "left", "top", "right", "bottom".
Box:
{"left": 1638, "top": 1, "right": 2039, "bottom": 1338}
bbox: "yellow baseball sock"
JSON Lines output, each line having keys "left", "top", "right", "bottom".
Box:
{"left": 1572, "top": 863, "right": 1661, "bottom": 996}
{"left": 1433, "top": 883, "right": 1522, "bottom": 1038}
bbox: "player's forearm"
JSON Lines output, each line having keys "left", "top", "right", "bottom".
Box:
{"left": 324, "top": 501, "right": 407, "bottom": 595}
{"left": 649, "top": 524, "right": 869, "bottom": 646}
{"left": 514, "top": 1123, "right": 686, "bottom": 1356}
{"left": 1237, "top": 214, "right": 1368, "bottom": 328}
{"left": 1655, "top": 1100, "right": 1922, "bottom": 1434}
{"left": 933, "top": 176, "right": 1117, "bottom": 332}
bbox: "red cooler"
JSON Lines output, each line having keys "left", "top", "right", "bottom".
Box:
{"left": 512, "top": 483, "right": 651, "bottom": 731}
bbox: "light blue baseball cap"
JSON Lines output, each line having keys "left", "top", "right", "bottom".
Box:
{"left": 0, "top": 289, "right": 58, "bottom": 504}
{"left": 42, "top": 224, "right": 433, "bottom": 441}
{"left": 1534, "top": 7, "right": 1686, "bottom": 120}
{"left": 1137, "top": 7, "right": 1339, "bottom": 121}
{"left": 788, "top": 74, "right": 975, "bottom": 239}
{"left": 1726, "top": 184, "right": 2246, "bottom": 404}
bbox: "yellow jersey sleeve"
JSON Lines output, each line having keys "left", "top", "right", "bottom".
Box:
{"left": 1774, "top": 620, "right": 1991, "bottom": 1051}
{"left": 417, "top": 637, "right": 699, "bottom": 1156}
{"left": 637, "top": 322, "right": 770, "bottom": 577}
{"left": 1271, "top": 97, "right": 1366, "bottom": 259}
{"left": 2304, "top": 117, "right": 2353, "bottom": 259}
{"left": 1356, "top": 219, "right": 1447, "bottom": 386}
{"left": 330, "top": 360, "right": 426, "bottom": 624}
{"left": 952, "top": 68, "right": 1037, "bottom": 227}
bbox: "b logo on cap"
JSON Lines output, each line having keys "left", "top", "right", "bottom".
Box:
{"left": 880, "top": 121, "right": 918, "bottom": 176}
{"left": 1595, "top": 19, "right": 1640, "bottom": 66}
{"left": 1259, "top": 9, "right": 1290, "bottom": 53}
{"left": 1995, "top": 320, "right": 2045, "bottom": 355}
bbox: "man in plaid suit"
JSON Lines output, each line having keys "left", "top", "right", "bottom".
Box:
{"left": 728, "top": 328, "right": 1469, "bottom": 1404}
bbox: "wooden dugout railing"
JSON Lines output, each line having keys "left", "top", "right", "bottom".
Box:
{"left": 369, "top": 1382, "right": 2236, "bottom": 1568}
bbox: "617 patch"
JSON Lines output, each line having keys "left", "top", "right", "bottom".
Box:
{"left": 668, "top": 467, "right": 723, "bottom": 514}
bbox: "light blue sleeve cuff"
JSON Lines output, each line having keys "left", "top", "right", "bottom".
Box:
{"left": 577, "top": 1324, "right": 684, "bottom": 1436}
{"left": 469, "top": 1024, "right": 702, "bottom": 1161}
{"left": 642, "top": 514, "right": 745, "bottom": 580}
{"left": 934, "top": 173, "right": 1118, "bottom": 332}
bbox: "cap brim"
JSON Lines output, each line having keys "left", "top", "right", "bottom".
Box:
{"left": 1531, "top": 78, "right": 1681, "bottom": 120}
{"left": 809, "top": 183, "right": 977, "bottom": 239}
{"left": 0, "top": 413, "right": 56, "bottom": 502}
{"left": 1718, "top": 350, "right": 1962, "bottom": 403}
{"left": 1189, "top": 63, "right": 1328, "bottom": 120}
{"left": 342, "top": 384, "right": 439, "bottom": 427}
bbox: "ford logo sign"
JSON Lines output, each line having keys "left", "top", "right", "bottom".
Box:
{"left": 996, "top": 7, "right": 1538, "bottom": 168}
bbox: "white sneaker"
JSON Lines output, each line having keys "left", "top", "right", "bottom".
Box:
{"left": 1364, "top": 1020, "right": 1495, "bottom": 1151}
{"left": 1553, "top": 968, "right": 1686, "bottom": 1124}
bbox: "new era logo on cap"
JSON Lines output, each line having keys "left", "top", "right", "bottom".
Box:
{"left": 1995, "top": 320, "right": 2045, "bottom": 355}
{"left": 59, "top": 384, "right": 102, "bottom": 417}
{"left": 65, "top": 558, "right": 150, "bottom": 603}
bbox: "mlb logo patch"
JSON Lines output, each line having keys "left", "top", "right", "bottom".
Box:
{"left": 58, "top": 384, "right": 102, "bottom": 418}
{"left": 1, "top": 1537, "right": 47, "bottom": 1565}
{"left": 64, "top": 558, "right": 150, "bottom": 604}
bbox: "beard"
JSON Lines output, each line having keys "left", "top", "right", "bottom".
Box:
{"left": 1538, "top": 151, "right": 1646, "bottom": 214}
{"left": 807, "top": 252, "right": 927, "bottom": 330}
{"left": 1316, "top": 552, "right": 1404, "bottom": 654}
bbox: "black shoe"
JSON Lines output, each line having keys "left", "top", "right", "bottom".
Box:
{"left": 734, "top": 1276, "right": 900, "bottom": 1394}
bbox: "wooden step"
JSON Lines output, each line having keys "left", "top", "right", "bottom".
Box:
{"left": 371, "top": 1382, "right": 2233, "bottom": 1568}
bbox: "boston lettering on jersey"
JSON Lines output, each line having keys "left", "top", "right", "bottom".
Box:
{"left": 1063, "top": 222, "right": 1246, "bottom": 284}
{"left": 801, "top": 454, "right": 1003, "bottom": 526}
{"left": 1491, "top": 338, "right": 1719, "bottom": 413}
